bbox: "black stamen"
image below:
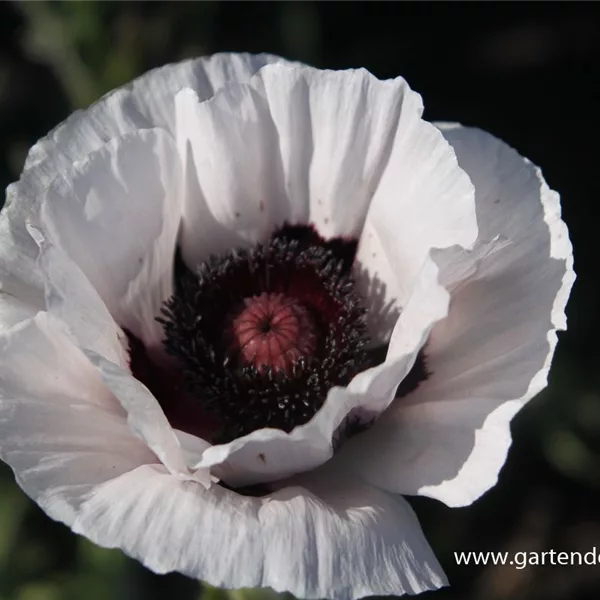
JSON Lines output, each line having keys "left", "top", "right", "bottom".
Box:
{"left": 157, "top": 224, "right": 370, "bottom": 443}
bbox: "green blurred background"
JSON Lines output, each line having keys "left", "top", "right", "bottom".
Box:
{"left": 0, "top": 2, "right": 599, "bottom": 599}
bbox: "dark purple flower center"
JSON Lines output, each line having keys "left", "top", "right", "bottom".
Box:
{"left": 153, "top": 224, "right": 369, "bottom": 442}
{"left": 126, "top": 223, "right": 429, "bottom": 450}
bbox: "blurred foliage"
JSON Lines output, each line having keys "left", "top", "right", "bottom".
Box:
{"left": 0, "top": 2, "right": 599, "bottom": 600}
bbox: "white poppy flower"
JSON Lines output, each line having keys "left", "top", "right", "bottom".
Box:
{"left": 0, "top": 53, "right": 574, "bottom": 599}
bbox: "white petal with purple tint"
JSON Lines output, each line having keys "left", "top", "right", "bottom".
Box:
{"left": 71, "top": 464, "right": 446, "bottom": 600}
{"left": 0, "top": 313, "right": 155, "bottom": 523}
{"left": 340, "top": 125, "right": 574, "bottom": 507}
{"left": 35, "top": 128, "right": 183, "bottom": 350}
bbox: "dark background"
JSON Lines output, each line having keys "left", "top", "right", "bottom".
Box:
{"left": 0, "top": 2, "right": 599, "bottom": 600}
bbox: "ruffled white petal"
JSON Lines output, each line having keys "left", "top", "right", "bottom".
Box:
{"left": 254, "top": 64, "right": 416, "bottom": 239}
{"left": 23, "top": 53, "right": 290, "bottom": 186}
{"left": 353, "top": 106, "right": 477, "bottom": 342}
{"left": 190, "top": 386, "right": 359, "bottom": 487}
{"left": 175, "top": 62, "right": 411, "bottom": 264}
{"left": 340, "top": 125, "right": 574, "bottom": 507}
{"left": 34, "top": 128, "right": 183, "bottom": 349}
{"left": 123, "top": 53, "right": 294, "bottom": 141}
{"left": 0, "top": 312, "right": 154, "bottom": 523}
{"left": 71, "top": 464, "right": 446, "bottom": 599}
{"left": 343, "top": 255, "right": 450, "bottom": 418}
{"left": 175, "top": 85, "right": 289, "bottom": 262}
